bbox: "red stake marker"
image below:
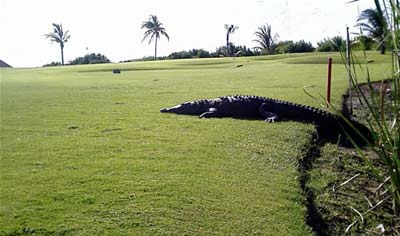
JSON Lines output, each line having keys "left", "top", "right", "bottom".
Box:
{"left": 326, "top": 57, "right": 332, "bottom": 107}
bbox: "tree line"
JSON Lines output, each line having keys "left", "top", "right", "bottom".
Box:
{"left": 44, "top": 8, "right": 388, "bottom": 66}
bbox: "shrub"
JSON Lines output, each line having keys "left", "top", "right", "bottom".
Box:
{"left": 351, "top": 35, "right": 375, "bottom": 51}
{"left": 168, "top": 49, "right": 211, "bottom": 59}
{"left": 275, "top": 41, "right": 293, "bottom": 54}
{"left": 69, "top": 53, "right": 110, "bottom": 65}
{"left": 317, "top": 36, "right": 346, "bottom": 52}
{"left": 168, "top": 51, "right": 193, "bottom": 59}
{"left": 235, "top": 45, "right": 256, "bottom": 56}
{"left": 196, "top": 49, "right": 210, "bottom": 58}
{"left": 214, "top": 44, "right": 257, "bottom": 57}
{"left": 42, "top": 61, "right": 62, "bottom": 67}
{"left": 288, "top": 40, "right": 315, "bottom": 53}
{"left": 275, "top": 40, "right": 314, "bottom": 53}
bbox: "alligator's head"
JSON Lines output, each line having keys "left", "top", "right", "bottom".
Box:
{"left": 160, "top": 101, "right": 211, "bottom": 115}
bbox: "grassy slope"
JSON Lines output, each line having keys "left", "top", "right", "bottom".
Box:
{"left": 0, "top": 52, "right": 390, "bottom": 235}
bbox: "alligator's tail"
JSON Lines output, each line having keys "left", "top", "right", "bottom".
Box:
{"left": 317, "top": 116, "right": 373, "bottom": 146}
{"left": 342, "top": 117, "right": 374, "bottom": 146}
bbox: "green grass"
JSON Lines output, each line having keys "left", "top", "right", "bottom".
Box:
{"left": 0, "top": 52, "right": 390, "bottom": 235}
{"left": 307, "top": 144, "right": 391, "bottom": 235}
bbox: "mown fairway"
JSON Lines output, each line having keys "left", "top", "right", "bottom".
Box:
{"left": 0, "top": 52, "right": 390, "bottom": 235}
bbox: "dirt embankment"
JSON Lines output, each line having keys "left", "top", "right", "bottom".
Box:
{"left": 300, "top": 80, "right": 399, "bottom": 235}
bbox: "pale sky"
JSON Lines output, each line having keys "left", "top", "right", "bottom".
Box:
{"left": 0, "top": 0, "right": 375, "bottom": 67}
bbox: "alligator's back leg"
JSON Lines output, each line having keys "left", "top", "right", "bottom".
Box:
{"left": 259, "top": 103, "right": 279, "bottom": 122}
{"left": 200, "top": 108, "right": 220, "bottom": 118}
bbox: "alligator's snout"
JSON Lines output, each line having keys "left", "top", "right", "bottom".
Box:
{"left": 160, "top": 104, "right": 183, "bottom": 113}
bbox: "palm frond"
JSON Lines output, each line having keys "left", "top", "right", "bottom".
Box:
{"left": 225, "top": 24, "right": 239, "bottom": 35}
{"left": 253, "top": 23, "right": 278, "bottom": 53}
{"left": 141, "top": 21, "right": 155, "bottom": 29}
{"left": 140, "top": 15, "right": 169, "bottom": 44}
{"left": 63, "top": 30, "right": 71, "bottom": 42}
{"left": 44, "top": 33, "right": 62, "bottom": 43}
{"left": 44, "top": 23, "right": 70, "bottom": 45}
{"left": 142, "top": 30, "right": 154, "bottom": 43}
{"left": 148, "top": 33, "right": 155, "bottom": 45}
{"left": 161, "top": 31, "right": 170, "bottom": 41}
{"left": 357, "top": 8, "right": 388, "bottom": 40}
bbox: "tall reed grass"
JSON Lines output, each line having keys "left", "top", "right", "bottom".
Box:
{"left": 347, "top": 0, "right": 400, "bottom": 217}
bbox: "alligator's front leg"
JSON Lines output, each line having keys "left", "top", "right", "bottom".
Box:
{"left": 259, "top": 103, "right": 279, "bottom": 123}
{"left": 200, "top": 107, "right": 219, "bottom": 118}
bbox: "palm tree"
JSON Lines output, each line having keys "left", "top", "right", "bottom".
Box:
{"left": 44, "top": 23, "right": 71, "bottom": 65}
{"left": 224, "top": 24, "right": 239, "bottom": 56}
{"left": 357, "top": 8, "right": 388, "bottom": 54}
{"left": 253, "top": 24, "right": 279, "bottom": 55}
{"left": 141, "top": 15, "right": 170, "bottom": 60}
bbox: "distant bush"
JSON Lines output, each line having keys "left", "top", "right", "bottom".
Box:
{"left": 214, "top": 44, "right": 259, "bottom": 57}
{"left": 214, "top": 46, "right": 228, "bottom": 57}
{"left": 196, "top": 49, "right": 210, "bottom": 58}
{"left": 120, "top": 56, "right": 168, "bottom": 62}
{"left": 168, "top": 51, "right": 193, "bottom": 59}
{"left": 275, "top": 41, "right": 293, "bottom": 54}
{"left": 69, "top": 53, "right": 111, "bottom": 65}
{"left": 276, "top": 40, "right": 315, "bottom": 53}
{"left": 126, "top": 39, "right": 315, "bottom": 62}
{"left": 317, "top": 36, "right": 346, "bottom": 52}
{"left": 168, "top": 49, "right": 211, "bottom": 59}
{"left": 288, "top": 40, "right": 315, "bottom": 53}
{"left": 234, "top": 45, "right": 258, "bottom": 56}
{"left": 131, "top": 45, "right": 260, "bottom": 61}
{"left": 42, "top": 61, "right": 62, "bottom": 67}
{"left": 351, "top": 35, "right": 375, "bottom": 51}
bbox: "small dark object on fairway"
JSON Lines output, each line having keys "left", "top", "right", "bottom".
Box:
{"left": 68, "top": 126, "right": 79, "bottom": 129}
{"left": 113, "top": 69, "right": 121, "bottom": 74}
{"left": 237, "top": 64, "right": 243, "bottom": 68}
{"left": 367, "top": 60, "right": 374, "bottom": 63}
{"left": 102, "top": 128, "right": 123, "bottom": 133}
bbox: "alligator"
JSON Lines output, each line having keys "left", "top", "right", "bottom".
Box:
{"left": 160, "top": 95, "right": 372, "bottom": 144}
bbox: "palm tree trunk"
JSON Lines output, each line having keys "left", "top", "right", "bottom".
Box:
{"left": 226, "top": 34, "right": 229, "bottom": 57}
{"left": 61, "top": 45, "right": 65, "bottom": 65}
{"left": 154, "top": 37, "right": 158, "bottom": 60}
{"left": 380, "top": 43, "right": 385, "bottom": 54}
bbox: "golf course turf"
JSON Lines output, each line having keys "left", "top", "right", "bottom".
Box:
{"left": 0, "top": 52, "right": 390, "bottom": 235}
